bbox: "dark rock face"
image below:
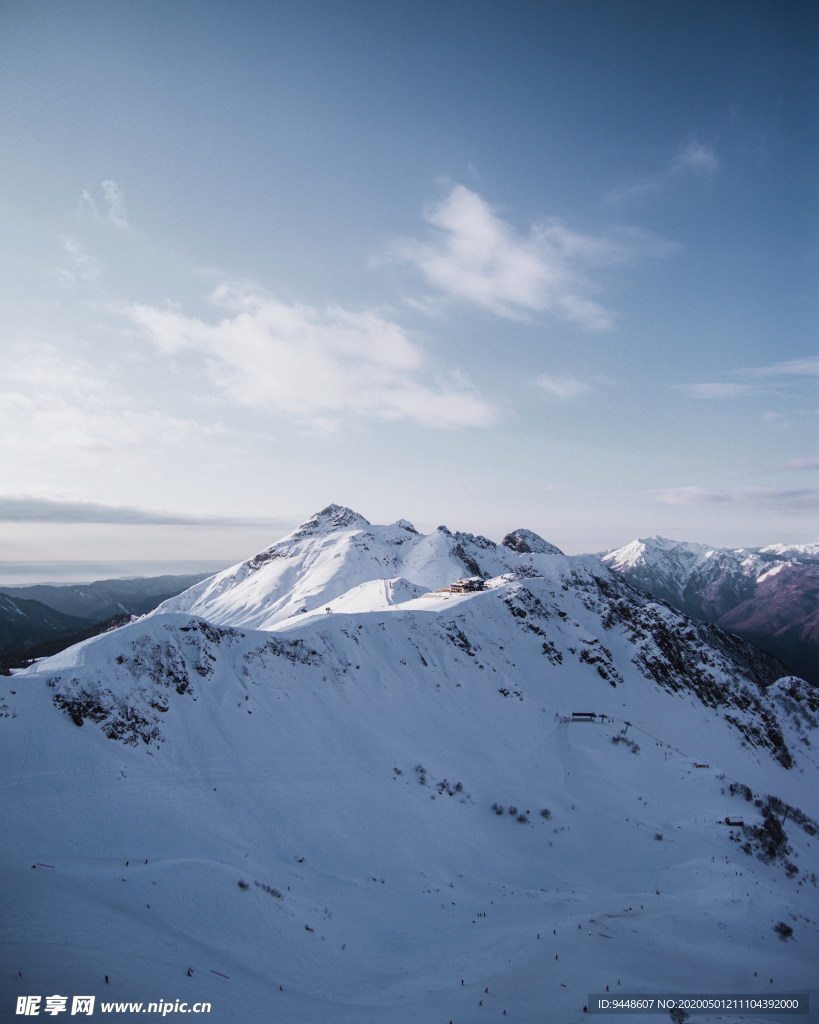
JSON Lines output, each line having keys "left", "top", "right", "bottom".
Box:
{"left": 501, "top": 529, "right": 563, "bottom": 556}
{"left": 293, "top": 505, "right": 371, "bottom": 538}
{"left": 716, "top": 566, "right": 819, "bottom": 685}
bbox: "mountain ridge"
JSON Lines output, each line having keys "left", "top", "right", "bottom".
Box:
{"left": 3, "top": 506, "right": 818, "bottom": 1023}
{"left": 602, "top": 535, "right": 819, "bottom": 683}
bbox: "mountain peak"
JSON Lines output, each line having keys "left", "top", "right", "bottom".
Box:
{"left": 393, "top": 518, "right": 419, "bottom": 533}
{"left": 501, "top": 529, "right": 563, "bottom": 555}
{"left": 637, "top": 535, "right": 707, "bottom": 552}
{"left": 604, "top": 535, "right": 711, "bottom": 569}
{"left": 292, "top": 504, "right": 371, "bottom": 538}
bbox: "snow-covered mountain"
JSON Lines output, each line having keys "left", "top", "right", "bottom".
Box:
{"left": 3, "top": 507, "right": 818, "bottom": 1024}
{"left": 602, "top": 536, "right": 819, "bottom": 684}
{"left": 151, "top": 505, "right": 563, "bottom": 630}
{"left": 759, "top": 542, "right": 819, "bottom": 563}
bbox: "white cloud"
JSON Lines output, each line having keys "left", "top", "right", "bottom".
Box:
{"left": 124, "top": 282, "right": 498, "bottom": 429}
{"left": 390, "top": 185, "right": 625, "bottom": 328}
{"left": 0, "top": 345, "right": 227, "bottom": 467}
{"left": 535, "top": 374, "right": 594, "bottom": 400}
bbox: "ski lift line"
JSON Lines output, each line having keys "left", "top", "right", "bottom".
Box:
{"left": 558, "top": 724, "right": 709, "bottom": 846}
{"left": 557, "top": 723, "right": 683, "bottom": 843}
{"left": 566, "top": 712, "right": 771, "bottom": 834}
{"left": 587, "top": 711, "right": 718, "bottom": 771}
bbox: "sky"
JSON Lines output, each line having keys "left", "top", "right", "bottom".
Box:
{"left": 1, "top": 0, "right": 817, "bottom": 567}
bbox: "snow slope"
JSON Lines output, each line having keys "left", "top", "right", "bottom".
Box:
{"left": 2, "top": 509, "right": 818, "bottom": 1024}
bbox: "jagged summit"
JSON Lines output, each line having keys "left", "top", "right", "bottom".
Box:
{"left": 501, "top": 528, "right": 563, "bottom": 555}
{"left": 291, "top": 503, "right": 371, "bottom": 538}
{"left": 152, "top": 511, "right": 569, "bottom": 630}
{"left": 605, "top": 535, "right": 711, "bottom": 568}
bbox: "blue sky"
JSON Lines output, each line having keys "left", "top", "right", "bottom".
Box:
{"left": 1, "top": 0, "right": 816, "bottom": 563}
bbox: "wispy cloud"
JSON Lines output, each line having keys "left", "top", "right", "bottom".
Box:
{"left": 654, "top": 485, "right": 819, "bottom": 512}
{"left": 683, "top": 354, "right": 819, "bottom": 400}
{"left": 609, "top": 140, "right": 719, "bottom": 204}
{"left": 671, "top": 141, "right": 720, "bottom": 176}
{"left": 0, "top": 495, "right": 290, "bottom": 528}
{"left": 101, "top": 180, "right": 128, "bottom": 228}
{"left": 784, "top": 456, "right": 819, "bottom": 471}
{"left": 57, "top": 235, "right": 100, "bottom": 285}
{"left": 124, "top": 281, "right": 498, "bottom": 429}
{"left": 742, "top": 356, "right": 819, "bottom": 379}
{"left": 681, "top": 382, "right": 760, "bottom": 399}
{"left": 390, "top": 184, "right": 655, "bottom": 328}
{"left": 735, "top": 455, "right": 819, "bottom": 477}
{"left": 535, "top": 374, "right": 595, "bottom": 400}
{"left": 654, "top": 485, "right": 732, "bottom": 506}
{"left": 80, "top": 179, "right": 129, "bottom": 228}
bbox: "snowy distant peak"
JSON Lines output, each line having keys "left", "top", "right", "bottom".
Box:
{"left": 603, "top": 535, "right": 710, "bottom": 572}
{"left": 606, "top": 535, "right": 819, "bottom": 573}
{"left": 759, "top": 541, "right": 819, "bottom": 563}
{"left": 291, "top": 504, "right": 371, "bottom": 538}
{"left": 501, "top": 529, "right": 563, "bottom": 556}
{"left": 642, "top": 534, "right": 712, "bottom": 556}
{"left": 603, "top": 533, "right": 819, "bottom": 683}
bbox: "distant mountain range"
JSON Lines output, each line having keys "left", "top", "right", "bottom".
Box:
{"left": 0, "top": 573, "right": 212, "bottom": 670}
{"left": 601, "top": 536, "right": 819, "bottom": 684}
{"left": 0, "top": 593, "right": 95, "bottom": 655}
{"left": 3, "top": 505, "right": 816, "bottom": 1021}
